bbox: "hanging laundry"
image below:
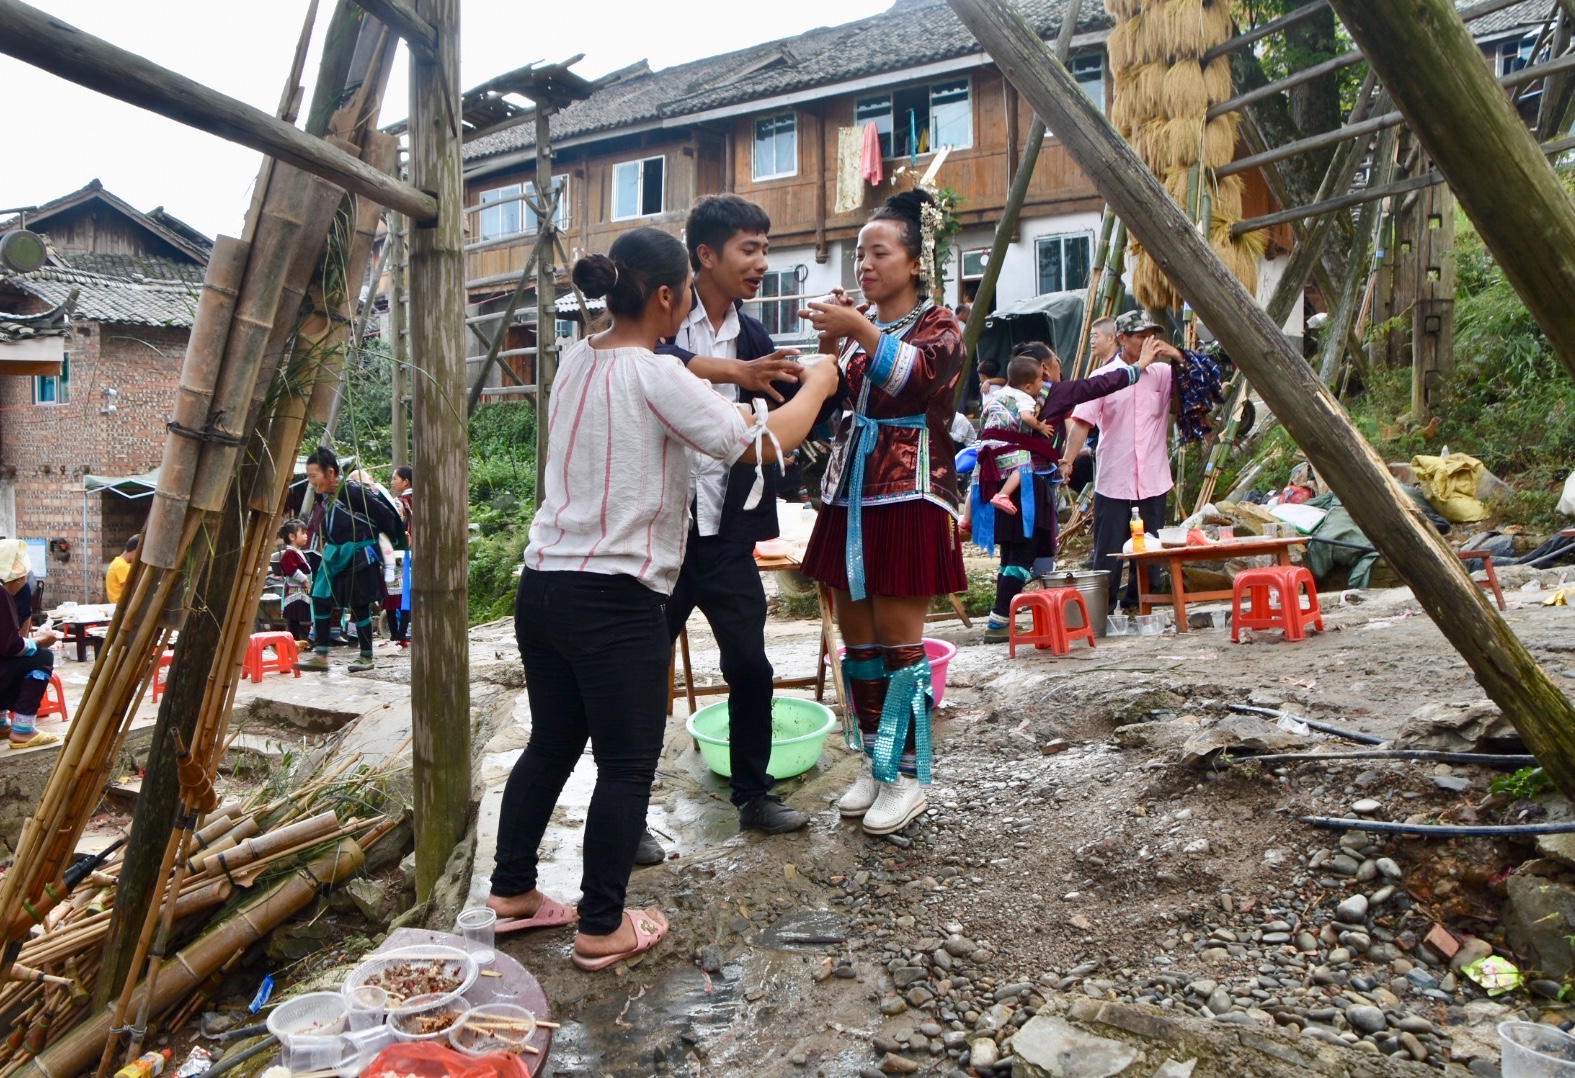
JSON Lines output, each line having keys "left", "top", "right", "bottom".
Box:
{"left": 837, "top": 127, "right": 865, "bottom": 213}
{"left": 908, "top": 110, "right": 918, "bottom": 165}
{"left": 860, "top": 122, "right": 884, "bottom": 187}
{"left": 918, "top": 126, "right": 929, "bottom": 155}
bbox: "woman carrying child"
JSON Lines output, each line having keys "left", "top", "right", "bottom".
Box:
{"left": 798, "top": 188, "right": 965, "bottom": 837}
{"left": 970, "top": 341, "right": 1156, "bottom": 641}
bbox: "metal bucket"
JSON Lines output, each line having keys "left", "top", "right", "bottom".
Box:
{"left": 1042, "top": 570, "right": 1110, "bottom": 637}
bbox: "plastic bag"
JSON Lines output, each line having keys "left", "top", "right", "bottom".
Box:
{"left": 1558, "top": 468, "right": 1575, "bottom": 516}
{"left": 362, "top": 1043, "right": 496, "bottom": 1078}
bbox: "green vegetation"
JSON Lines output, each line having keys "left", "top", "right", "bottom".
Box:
{"left": 1491, "top": 765, "right": 1554, "bottom": 801}
{"left": 1191, "top": 192, "right": 1575, "bottom": 533}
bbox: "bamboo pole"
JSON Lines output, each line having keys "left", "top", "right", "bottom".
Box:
{"left": 1317, "top": 128, "right": 1399, "bottom": 386}
{"left": 407, "top": 0, "right": 470, "bottom": 901}
{"left": 24, "top": 841, "right": 366, "bottom": 1078}
{"left": 947, "top": 0, "right": 1575, "bottom": 799}
{"left": 1328, "top": 0, "right": 1575, "bottom": 382}
{"left": 0, "top": 1, "right": 435, "bottom": 222}
{"left": 954, "top": 0, "right": 1083, "bottom": 411}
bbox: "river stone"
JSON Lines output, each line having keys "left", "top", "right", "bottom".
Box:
{"left": 1179, "top": 716, "right": 1311, "bottom": 768}
{"left": 1336, "top": 894, "right": 1369, "bottom": 922}
{"left": 1152, "top": 1061, "right": 1196, "bottom": 1078}
{"left": 968, "top": 1038, "right": 1000, "bottom": 1071}
{"left": 1351, "top": 799, "right": 1381, "bottom": 815}
{"left": 1205, "top": 987, "right": 1233, "bottom": 1015}
{"left": 1376, "top": 857, "right": 1403, "bottom": 879}
{"left": 1010, "top": 1016, "right": 1138, "bottom": 1078}
{"left": 1346, "top": 1005, "right": 1387, "bottom": 1034}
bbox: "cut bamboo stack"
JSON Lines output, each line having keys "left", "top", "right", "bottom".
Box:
{"left": 1105, "top": 0, "right": 1264, "bottom": 310}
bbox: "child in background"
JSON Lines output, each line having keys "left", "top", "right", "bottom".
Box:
{"left": 977, "top": 356, "right": 1006, "bottom": 402}
{"left": 278, "top": 519, "right": 313, "bottom": 642}
{"left": 963, "top": 354, "right": 1053, "bottom": 533}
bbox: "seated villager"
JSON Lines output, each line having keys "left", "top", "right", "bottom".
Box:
{"left": 0, "top": 539, "right": 61, "bottom": 748}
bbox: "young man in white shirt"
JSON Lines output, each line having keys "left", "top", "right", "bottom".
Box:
{"left": 653, "top": 194, "right": 810, "bottom": 841}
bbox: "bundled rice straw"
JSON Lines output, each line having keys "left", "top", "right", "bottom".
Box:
{"left": 1110, "top": 90, "right": 1139, "bottom": 136}
{"left": 1107, "top": 16, "right": 1146, "bottom": 72}
{"left": 1104, "top": 0, "right": 1145, "bottom": 21}
{"left": 1132, "top": 254, "right": 1179, "bottom": 311}
{"left": 1162, "top": 60, "right": 1208, "bottom": 122}
{"left": 1202, "top": 58, "right": 1232, "bottom": 107}
{"left": 1208, "top": 174, "right": 1244, "bottom": 224}
{"left": 1203, "top": 113, "right": 1240, "bottom": 170}
{"left": 1132, "top": 62, "right": 1166, "bottom": 113}
{"left": 1159, "top": 117, "right": 1205, "bottom": 173}
{"left": 1135, "top": 1, "right": 1175, "bottom": 65}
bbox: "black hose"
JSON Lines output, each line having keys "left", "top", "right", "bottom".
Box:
{"left": 1226, "top": 704, "right": 1385, "bottom": 745}
{"left": 204, "top": 1035, "right": 278, "bottom": 1078}
{"left": 1298, "top": 816, "right": 1575, "bottom": 836}
{"left": 1225, "top": 750, "right": 1535, "bottom": 768}
{"left": 215, "top": 1022, "right": 270, "bottom": 1043}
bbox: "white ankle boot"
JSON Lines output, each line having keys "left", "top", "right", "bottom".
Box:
{"left": 861, "top": 775, "right": 927, "bottom": 835}
{"left": 838, "top": 762, "right": 879, "bottom": 817}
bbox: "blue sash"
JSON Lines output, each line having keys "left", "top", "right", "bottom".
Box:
{"left": 844, "top": 412, "right": 928, "bottom": 601}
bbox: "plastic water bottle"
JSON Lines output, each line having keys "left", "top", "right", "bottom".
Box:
{"left": 1129, "top": 507, "right": 1146, "bottom": 554}
{"left": 114, "top": 1049, "right": 172, "bottom": 1078}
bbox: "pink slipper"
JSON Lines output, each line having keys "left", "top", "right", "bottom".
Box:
{"left": 990, "top": 493, "right": 1018, "bottom": 515}
{"left": 494, "top": 895, "right": 577, "bottom": 934}
{"left": 571, "top": 908, "right": 669, "bottom": 972}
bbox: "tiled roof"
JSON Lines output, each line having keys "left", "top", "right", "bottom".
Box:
{"left": 55, "top": 252, "right": 206, "bottom": 286}
{"left": 1, "top": 267, "right": 198, "bottom": 328}
{"left": 1463, "top": 0, "right": 1548, "bottom": 38}
{"left": 464, "top": 0, "right": 1110, "bottom": 164}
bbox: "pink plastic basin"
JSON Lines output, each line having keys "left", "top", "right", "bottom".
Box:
{"left": 833, "top": 637, "right": 957, "bottom": 705}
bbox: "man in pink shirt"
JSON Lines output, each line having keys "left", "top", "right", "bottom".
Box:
{"left": 1060, "top": 310, "right": 1187, "bottom": 609}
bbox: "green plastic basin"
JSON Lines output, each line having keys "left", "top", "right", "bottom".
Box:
{"left": 685, "top": 697, "right": 837, "bottom": 780}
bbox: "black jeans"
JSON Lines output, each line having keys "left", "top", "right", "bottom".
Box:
{"left": 1092, "top": 492, "right": 1168, "bottom": 607}
{"left": 493, "top": 569, "right": 670, "bottom": 936}
{"left": 666, "top": 533, "right": 776, "bottom": 806}
{"left": 0, "top": 646, "right": 53, "bottom": 716}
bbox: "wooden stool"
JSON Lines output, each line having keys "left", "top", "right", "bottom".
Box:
{"left": 1458, "top": 550, "right": 1506, "bottom": 610}
{"left": 667, "top": 628, "right": 696, "bottom": 717}
{"left": 245, "top": 632, "right": 301, "bottom": 684}
{"left": 36, "top": 674, "right": 68, "bottom": 722}
{"left": 1231, "top": 566, "right": 1324, "bottom": 642}
{"left": 152, "top": 649, "right": 176, "bottom": 703}
{"left": 1008, "top": 589, "right": 1096, "bottom": 658}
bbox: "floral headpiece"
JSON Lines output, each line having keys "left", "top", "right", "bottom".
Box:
{"left": 918, "top": 183, "right": 946, "bottom": 289}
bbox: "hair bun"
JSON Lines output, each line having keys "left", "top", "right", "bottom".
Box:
{"left": 572, "top": 253, "right": 620, "bottom": 300}
{"left": 883, "top": 188, "right": 935, "bottom": 223}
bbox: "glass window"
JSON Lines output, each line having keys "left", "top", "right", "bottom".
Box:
{"left": 929, "top": 78, "right": 972, "bottom": 150}
{"left": 33, "top": 351, "right": 69, "bottom": 405}
{"left": 524, "top": 177, "right": 569, "bottom": 231}
{"left": 753, "top": 114, "right": 798, "bottom": 181}
{"left": 1499, "top": 32, "right": 1538, "bottom": 75}
{"left": 478, "top": 184, "right": 523, "bottom": 241}
{"left": 1073, "top": 53, "right": 1106, "bottom": 113}
{"left": 854, "top": 95, "right": 894, "bottom": 159}
{"left": 1035, "top": 233, "right": 1093, "bottom": 295}
{"left": 613, "top": 157, "right": 664, "bottom": 219}
{"left": 962, "top": 249, "right": 990, "bottom": 280}
{"left": 747, "top": 269, "right": 801, "bottom": 336}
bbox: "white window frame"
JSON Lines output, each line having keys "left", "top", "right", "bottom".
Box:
{"left": 1072, "top": 52, "right": 1106, "bottom": 114}
{"left": 524, "top": 177, "right": 570, "bottom": 232}
{"left": 1034, "top": 232, "right": 1094, "bottom": 296}
{"left": 746, "top": 268, "right": 803, "bottom": 337}
{"left": 752, "top": 113, "right": 799, "bottom": 182}
{"left": 612, "top": 156, "right": 665, "bottom": 221}
{"left": 33, "top": 350, "right": 68, "bottom": 405}
{"left": 477, "top": 183, "right": 524, "bottom": 241}
{"left": 852, "top": 77, "right": 974, "bottom": 160}
{"left": 961, "top": 248, "right": 991, "bottom": 281}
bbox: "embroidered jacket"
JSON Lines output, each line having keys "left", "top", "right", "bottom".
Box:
{"left": 820, "top": 304, "right": 964, "bottom": 515}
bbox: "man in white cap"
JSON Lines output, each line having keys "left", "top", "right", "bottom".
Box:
{"left": 0, "top": 538, "right": 60, "bottom": 748}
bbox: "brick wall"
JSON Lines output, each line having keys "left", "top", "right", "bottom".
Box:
{"left": 0, "top": 318, "right": 188, "bottom": 605}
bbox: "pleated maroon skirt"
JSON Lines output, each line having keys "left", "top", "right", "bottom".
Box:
{"left": 801, "top": 499, "right": 967, "bottom": 597}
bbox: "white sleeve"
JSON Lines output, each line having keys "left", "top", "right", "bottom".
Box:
{"left": 639, "top": 353, "right": 756, "bottom": 464}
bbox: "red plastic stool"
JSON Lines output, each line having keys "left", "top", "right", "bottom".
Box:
{"left": 36, "top": 674, "right": 68, "bottom": 722}
{"left": 152, "top": 649, "right": 176, "bottom": 702}
{"left": 245, "top": 632, "right": 301, "bottom": 684}
{"left": 1231, "top": 566, "right": 1324, "bottom": 642}
{"left": 1008, "top": 588, "right": 1097, "bottom": 658}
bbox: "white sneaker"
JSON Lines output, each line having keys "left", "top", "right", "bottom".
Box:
{"left": 861, "top": 775, "right": 927, "bottom": 835}
{"left": 838, "top": 764, "right": 879, "bottom": 817}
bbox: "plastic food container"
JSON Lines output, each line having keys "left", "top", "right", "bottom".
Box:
{"left": 1500, "top": 1021, "right": 1575, "bottom": 1077}
{"left": 266, "top": 991, "right": 349, "bottom": 1044}
{"left": 1106, "top": 615, "right": 1130, "bottom": 636}
{"left": 342, "top": 945, "right": 477, "bottom": 1008}
{"left": 388, "top": 992, "right": 468, "bottom": 1043}
{"left": 449, "top": 1003, "right": 539, "bottom": 1057}
{"left": 1134, "top": 614, "right": 1165, "bottom": 636}
{"left": 1157, "top": 526, "right": 1188, "bottom": 547}
{"left": 688, "top": 698, "right": 836, "bottom": 779}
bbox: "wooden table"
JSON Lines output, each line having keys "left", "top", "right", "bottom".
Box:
{"left": 1113, "top": 536, "right": 1309, "bottom": 632}
{"left": 668, "top": 553, "right": 846, "bottom": 716}
{"left": 49, "top": 603, "right": 116, "bottom": 661}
